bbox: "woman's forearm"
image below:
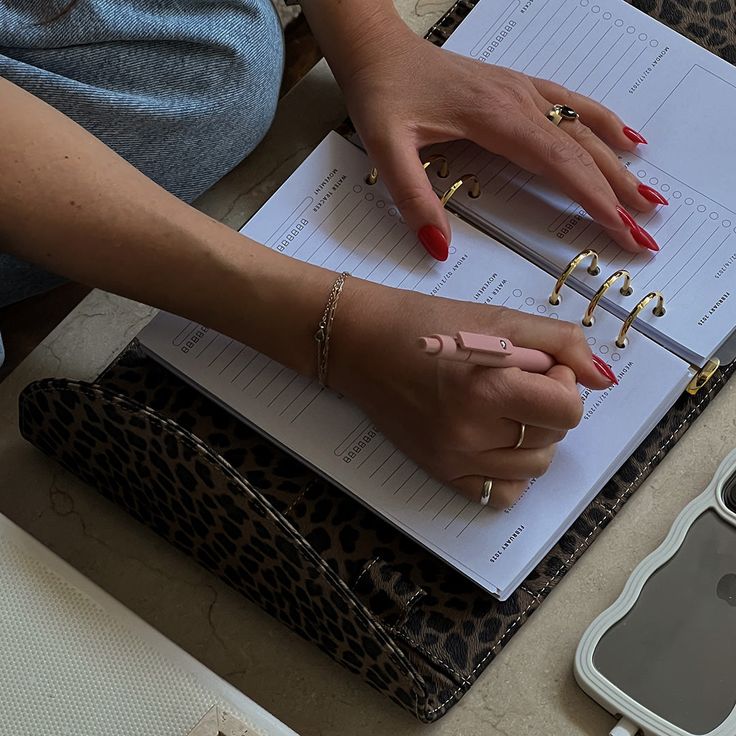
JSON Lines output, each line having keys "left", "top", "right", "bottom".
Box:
{"left": 299, "top": 0, "right": 411, "bottom": 88}
{"left": 0, "top": 76, "right": 334, "bottom": 377}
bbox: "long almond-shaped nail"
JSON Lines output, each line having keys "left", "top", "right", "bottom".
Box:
{"left": 623, "top": 126, "right": 647, "bottom": 145}
{"left": 617, "top": 206, "right": 658, "bottom": 251}
{"left": 418, "top": 225, "right": 449, "bottom": 261}
{"left": 631, "top": 225, "right": 660, "bottom": 252}
{"left": 638, "top": 184, "right": 668, "bottom": 205}
{"left": 592, "top": 355, "right": 618, "bottom": 385}
{"left": 616, "top": 205, "right": 637, "bottom": 230}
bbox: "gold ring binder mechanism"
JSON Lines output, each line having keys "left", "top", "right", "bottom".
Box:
{"left": 549, "top": 251, "right": 665, "bottom": 346}
{"left": 549, "top": 249, "right": 719, "bottom": 394}
{"left": 367, "top": 159, "right": 481, "bottom": 208}
{"left": 582, "top": 269, "right": 633, "bottom": 327}
{"left": 439, "top": 174, "right": 482, "bottom": 207}
{"left": 549, "top": 249, "right": 600, "bottom": 306}
{"left": 365, "top": 154, "right": 450, "bottom": 186}
{"left": 616, "top": 291, "right": 666, "bottom": 348}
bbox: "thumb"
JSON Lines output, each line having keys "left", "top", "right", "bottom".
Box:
{"left": 499, "top": 311, "right": 617, "bottom": 390}
{"left": 367, "top": 136, "right": 452, "bottom": 261}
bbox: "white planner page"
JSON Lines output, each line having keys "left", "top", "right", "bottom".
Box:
{"left": 431, "top": 0, "right": 736, "bottom": 365}
{"left": 139, "top": 132, "right": 690, "bottom": 599}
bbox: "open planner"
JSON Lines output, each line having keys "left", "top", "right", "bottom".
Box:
{"left": 139, "top": 0, "right": 736, "bottom": 600}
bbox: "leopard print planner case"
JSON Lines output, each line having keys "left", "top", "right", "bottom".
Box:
{"left": 18, "top": 346, "right": 733, "bottom": 721}
{"left": 18, "top": 0, "right": 736, "bottom": 722}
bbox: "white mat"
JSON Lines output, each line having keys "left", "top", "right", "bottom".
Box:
{"left": 0, "top": 514, "right": 298, "bottom": 736}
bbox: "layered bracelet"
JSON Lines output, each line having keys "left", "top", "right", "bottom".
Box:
{"left": 315, "top": 272, "right": 350, "bottom": 387}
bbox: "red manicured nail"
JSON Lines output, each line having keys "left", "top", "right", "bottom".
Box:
{"left": 623, "top": 126, "right": 647, "bottom": 145}
{"left": 632, "top": 225, "right": 660, "bottom": 252}
{"left": 592, "top": 355, "right": 618, "bottom": 385}
{"left": 616, "top": 205, "right": 637, "bottom": 230}
{"left": 418, "top": 225, "right": 449, "bottom": 261}
{"left": 616, "top": 206, "right": 659, "bottom": 251}
{"left": 638, "top": 184, "right": 668, "bottom": 206}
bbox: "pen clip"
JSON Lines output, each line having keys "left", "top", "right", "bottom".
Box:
{"left": 456, "top": 332, "right": 513, "bottom": 356}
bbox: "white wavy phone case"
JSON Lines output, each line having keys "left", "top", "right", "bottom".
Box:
{"left": 576, "top": 449, "right": 736, "bottom": 736}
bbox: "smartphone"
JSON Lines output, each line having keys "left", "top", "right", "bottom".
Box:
{"left": 575, "top": 449, "right": 736, "bottom": 736}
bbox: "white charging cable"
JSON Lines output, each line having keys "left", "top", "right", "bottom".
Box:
{"left": 610, "top": 716, "right": 639, "bottom": 736}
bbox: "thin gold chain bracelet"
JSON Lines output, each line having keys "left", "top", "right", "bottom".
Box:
{"left": 315, "top": 272, "right": 350, "bottom": 387}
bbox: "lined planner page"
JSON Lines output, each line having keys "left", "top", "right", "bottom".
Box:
{"left": 430, "top": 0, "right": 736, "bottom": 365}
{"left": 139, "top": 132, "right": 690, "bottom": 599}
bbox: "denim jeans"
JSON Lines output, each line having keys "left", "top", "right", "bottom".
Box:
{"left": 0, "top": 0, "right": 285, "bottom": 366}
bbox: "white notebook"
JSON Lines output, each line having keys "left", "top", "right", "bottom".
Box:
{"left": 139, "top": 0, "right": 734, "bottom": 600}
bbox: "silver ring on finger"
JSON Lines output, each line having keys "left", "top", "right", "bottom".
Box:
{"left": 546, "top": 104, "right": 579, "bottom": 127}
{"left": 481, "top": 478, "right": 494, "bottom": 506}
{"left": 513, "top": 422, "right": 526, "bottom": 450}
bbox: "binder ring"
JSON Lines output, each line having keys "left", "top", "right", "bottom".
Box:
{"left": 440, "top": 174, "right": 481, "bottom": 207}
{"left": 365, "top": 155, "right": 450, "bottom": 186}
{"left": 549, "top": 249, "right": 600, "bottom": 306}
{"left": 582, "top": 269, "right": 633, "bottom": 327}
{"left": 423, "top": 154, "right": 450, "bottom": 179}
{"left": 615, "top": 291, "right": 666, "bottom": 348}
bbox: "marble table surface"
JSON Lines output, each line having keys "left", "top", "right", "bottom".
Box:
{"left": 1, "top": 3, "right": 735, "bottom": 735}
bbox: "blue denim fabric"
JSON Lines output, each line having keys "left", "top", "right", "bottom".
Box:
{"left": 0, "top": 0, "right": 285, "bottom": 367}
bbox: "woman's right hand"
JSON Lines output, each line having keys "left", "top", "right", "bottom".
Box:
{"left": 329, "top": 279, "right": 616, "bottom": 509}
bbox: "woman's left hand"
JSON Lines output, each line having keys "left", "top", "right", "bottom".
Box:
{"left": 339, "top": 24, "right": 664, "bottom": 259}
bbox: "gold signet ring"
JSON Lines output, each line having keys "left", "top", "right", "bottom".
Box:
{"left": 547, "top": 104, "right": 579, "bottom": 126}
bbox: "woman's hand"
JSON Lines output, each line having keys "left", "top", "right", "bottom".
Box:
{"left": 341, "top": 27, "right": 666, "bottom": 260}
{"left": 328, "top": 279, "right": 616, "bottom": 508}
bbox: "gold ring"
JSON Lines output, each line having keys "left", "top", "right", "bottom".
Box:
{"left": 513, "top": 423, "right": 526, "bottom": 450}
{"left": 546, "top": 104, "right": 579, "bottom": 127}
{"left": 481, "top": 478, "right": 493, "bottom": 506}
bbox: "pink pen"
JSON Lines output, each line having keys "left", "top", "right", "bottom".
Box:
{"left": 418, "top": 332, "right": 555, "bottom": 373}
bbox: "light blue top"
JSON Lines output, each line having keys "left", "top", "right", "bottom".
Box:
{"left": 0, "top": 0, "right": 286, "bottom": 367}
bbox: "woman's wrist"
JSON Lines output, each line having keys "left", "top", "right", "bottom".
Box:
{"left": 325, "top": 277, "right": 417, "bottom": 399}
{"left": 210, "top": 238, "right": 342, "bottom": 380}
